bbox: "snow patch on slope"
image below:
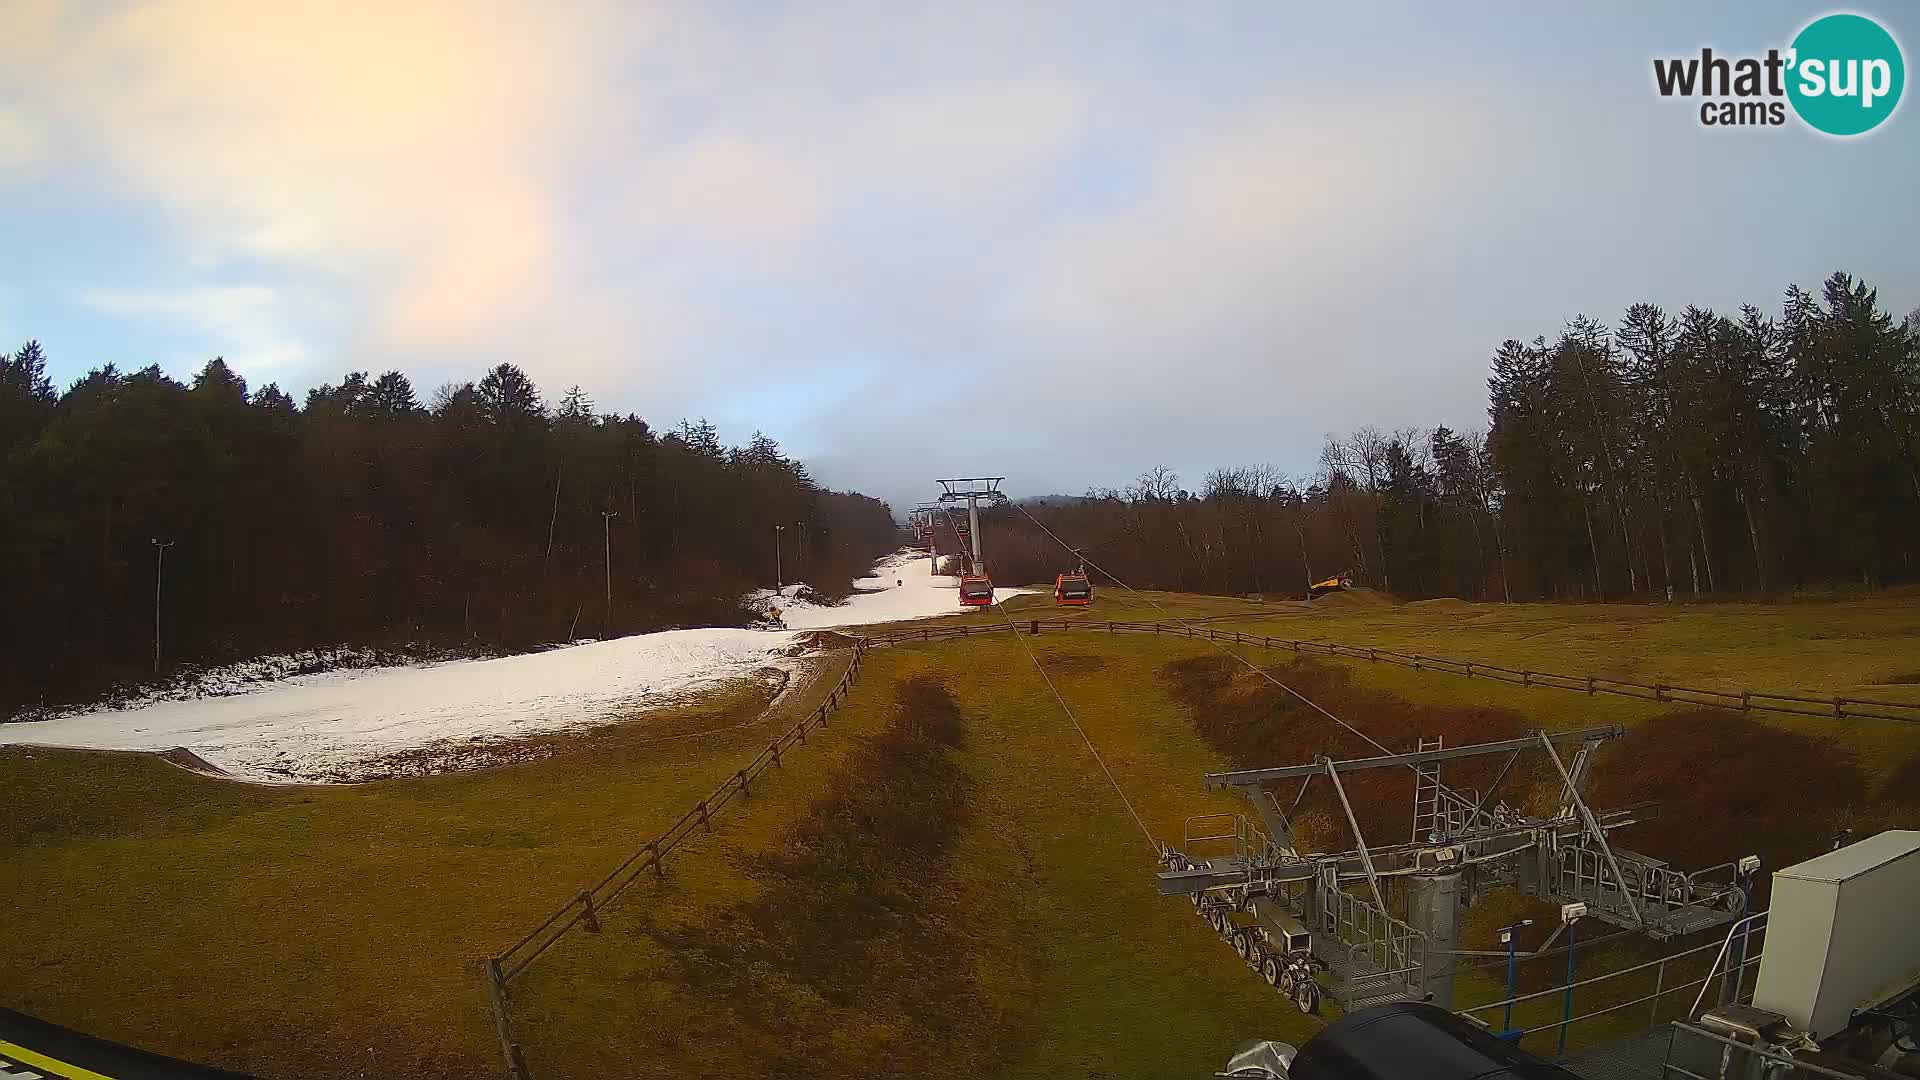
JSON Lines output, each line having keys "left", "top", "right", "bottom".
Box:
{"left": 3, "top": 629, "right": 804, "bottom": 783}
{"left": 746, "top": 548, "right": 1030, "bottom": 628}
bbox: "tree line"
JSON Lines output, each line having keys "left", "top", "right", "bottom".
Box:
{"left": 0, "top": 350, "right": 897, "bottom": 713}
{"left": 983, "top": 272, "right": 1920, "bottom": 603}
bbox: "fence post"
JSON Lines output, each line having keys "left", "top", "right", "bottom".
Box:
{"left": 485, "top": 958, "right": 533, "bottom": 1080}
{"left": 737, "top": 768, "right": 751, "bottom": 797}
{"left": 698, "top": 800, "right": 712, "bottom": 831}
{"left": 1586, "top": 676, "right": 1595, "bottom": 696}
{"left": 1523, "top": 671, "right": 1532, "bottom": 688}
{"left": 1655, "top": 684, "right": 1666, "bottom": 702}
{"left": 770, "top": 741, "right": 783, "bottom": 767}
{"left": 1741, "top": 690, "right": 1751, "bottom": 712}
{"left": 1834, "top": 696, "right": 1844, "bottom": 719}
{"left": 649, "top": 840, "right": 664, "bottom": 878}
{"left": 578, "top": 890, "right": 600, "bottom": 933}
{"left": 815, "top": 705, "right": 828, "bottom": 730}
{"left": 1030, "top": 619, "right": 1039, "bottom": 635}
{"left": 1465, "top": 662, "right": 1473, "bottom": 678}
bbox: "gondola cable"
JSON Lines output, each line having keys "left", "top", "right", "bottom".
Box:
{"left": 935, "top": 501, "right": 1159, "bottom": 854}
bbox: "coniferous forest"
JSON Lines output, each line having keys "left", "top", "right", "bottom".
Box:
{"left": 988, "top": 273, "right": 1920, "bottom": 603}
{"left": 0, "top": 354, "right": 897, "bottom": 713}
{"left": 5, "top": 271, "right": 1917, "bottom": 712}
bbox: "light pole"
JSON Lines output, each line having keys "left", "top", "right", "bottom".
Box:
{"left": 795, "top": 521, "right": 805, "bottom": 579}
{"left": 1558, "top": 903, "right": 1586, "bottom": 1055}
{"left": 602, "top": 510, "right": 618, "bottom": 633}
{"left": 774, "top": 524, "right": 785, "bottom": 589}
{"left": 151, "top": 538, "right": 175, "bottom": 673}
{"left": 1496, "top": 919, "right": 1533, "bottom": 1038}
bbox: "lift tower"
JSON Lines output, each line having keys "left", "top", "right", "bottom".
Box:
{"left": 912, "top": 503, "right": 946, "bottom": 573}
{"left": 935, "top": 477, "right": 1006, "bottom": 576}
{"left": 1159, "top": 729, "right": 1757, "bottom": 1013}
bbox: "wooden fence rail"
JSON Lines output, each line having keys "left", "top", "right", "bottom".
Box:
{"left": 861, "top": 618, "right": 1920, "bottom": 727}
{"left": 483, "top": 640, "right": 870, "bottom": 1078}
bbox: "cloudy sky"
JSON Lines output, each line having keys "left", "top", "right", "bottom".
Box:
{"left": 2, "top": 1, "right": 1915, "bottom": 511}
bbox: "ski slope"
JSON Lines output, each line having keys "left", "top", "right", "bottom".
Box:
{"left": 4, "top": 629, "right": 803, "bottom": 783}
{"left": 3, "top": 551, "right": 1023, "bottom": 783}
{"left": 747, "top": 548, "right": 1029, "bottom": 628}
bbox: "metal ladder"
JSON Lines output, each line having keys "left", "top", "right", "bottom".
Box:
{"left": 1411, "top": 736, "right": 1444, "bottom": 843}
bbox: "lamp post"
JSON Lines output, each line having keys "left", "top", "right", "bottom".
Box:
{"left": 602, "top": 510, "right": 618, "bottom": 633}
{"left": 1559, "top": 902, "right": 1587, "bottom": 1055}
{"left": 774, "top": 524, "right": 785, "bottom": 589}
{"left": 1497, "top": 918, "right": 1534, "bottom": 1038}
{"left": 151, "top": 538, "right": 175, "bottom": 673}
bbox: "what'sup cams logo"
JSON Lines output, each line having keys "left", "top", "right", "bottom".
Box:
{"left": 1654, "top": 12, "right": 1904, "bottom": 135}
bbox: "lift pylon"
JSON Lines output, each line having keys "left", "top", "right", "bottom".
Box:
{"left": 1161, "top": 727, "right": 1756, "bottom": 1014}
{"left": 935, "top": 477, "right": 1006, "bottom": 578}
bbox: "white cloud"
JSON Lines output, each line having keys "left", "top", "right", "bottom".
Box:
{"left": 0, "top": 108, "right": 34, "bottom": 171}
{"left": 11, "top": 1, "right": 1895, "bottom": 512}
{"left": 80, "top": 286, "right": 308, "bottom": 371}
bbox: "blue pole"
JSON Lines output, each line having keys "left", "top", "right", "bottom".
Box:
{"left": 1559, "top": 920, "right": 1578, "bottom": 1056}
{"left": 1504, "top": 933, "right": 1518, "bottom": 1033}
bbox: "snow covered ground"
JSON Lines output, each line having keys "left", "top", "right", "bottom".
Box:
{"left": 746, "top": 548, "right": 1030, "bottom": 628}
{"left": 2, "top": 629, "right": 805, "bottom": 783}
{"left": 2, "top": 550, "right": 1026, "bottom": 784}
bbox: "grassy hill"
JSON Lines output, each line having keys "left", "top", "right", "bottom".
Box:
{"left": 3, "top": 592, "right": 1918, "bottom": 1078}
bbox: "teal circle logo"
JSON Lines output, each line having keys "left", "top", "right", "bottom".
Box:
{"left": 1787, "top": 13, "right": 1904, "bottom": 136}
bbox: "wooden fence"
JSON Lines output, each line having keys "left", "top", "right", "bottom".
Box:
{"left": 483, "top": 640, "right": 870, "bottom": 1078}
{"left": 861, "top": 619, "right": 1920, "bottom": 726}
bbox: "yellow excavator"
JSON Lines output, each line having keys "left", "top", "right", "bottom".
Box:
{"left": 1308, "top": 573, "right": 1352, "bottom": 599}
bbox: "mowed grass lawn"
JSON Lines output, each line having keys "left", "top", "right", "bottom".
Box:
{"left": 4, "top": 596, "right": 1919, "bottom": 1079}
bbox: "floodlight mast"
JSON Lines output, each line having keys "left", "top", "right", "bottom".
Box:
{"left": 935, "top": 477, "right": 1006, "bottom": 577}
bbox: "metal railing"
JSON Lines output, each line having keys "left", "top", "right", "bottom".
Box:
{"left": 861, "top": 618, "right": 1920, "bottom": 727}
{"left": 1182, "top": 813, "right": 1281, "bottom": 863}
{"left": 1460, "top": 919, "right": 1767, "bottom": 1042}
{"left": 1689, "top": 911, "right": 1769, "bottom": 1020}
{"left": 482, "top": 640, "right": 871, "bottom": 1079}
{"left": 1320, "top": 882, "right": 1425, "bottom": 987}
{"left": 1662, "top": 1021, "right": 1855, "bottom": 1080}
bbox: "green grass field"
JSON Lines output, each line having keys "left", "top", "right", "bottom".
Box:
{"left": 4, "top": 593, "right": 1919, "bottom": 1079}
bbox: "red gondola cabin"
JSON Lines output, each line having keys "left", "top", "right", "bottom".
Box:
{"left": 1055, "top": 573, "right": 1092, "bottom": 606}
{"left": 958, "top": 574, "right": 995, "bottom": 607}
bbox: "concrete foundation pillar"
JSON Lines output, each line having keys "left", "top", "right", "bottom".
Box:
{"left": 1409, "top": 870, "right": 1462, "bottom": 1008}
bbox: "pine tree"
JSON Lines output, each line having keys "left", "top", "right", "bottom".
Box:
{"left": 556, "top": 385, "right": 595, "bottom": 425}
{"left": 476, "top": 363, "right": 544, "bottom": 425}
{"left": 366, "top": 371, "right": 422, "bottom": 418}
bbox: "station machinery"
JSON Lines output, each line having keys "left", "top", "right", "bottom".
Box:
{"left": 1158, "top": 727, "right": 1758, "bottom": 1015}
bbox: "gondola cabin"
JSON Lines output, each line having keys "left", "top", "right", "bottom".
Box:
{"left": 1055, "top": 573, "right": 1092, "bottom": 606}
{"left": 958, "top": 574, "right": 995, "bottom": 607}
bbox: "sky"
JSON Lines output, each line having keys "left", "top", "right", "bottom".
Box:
{"left": 2, "top": 2, "right": 1916, "bottom": 513}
